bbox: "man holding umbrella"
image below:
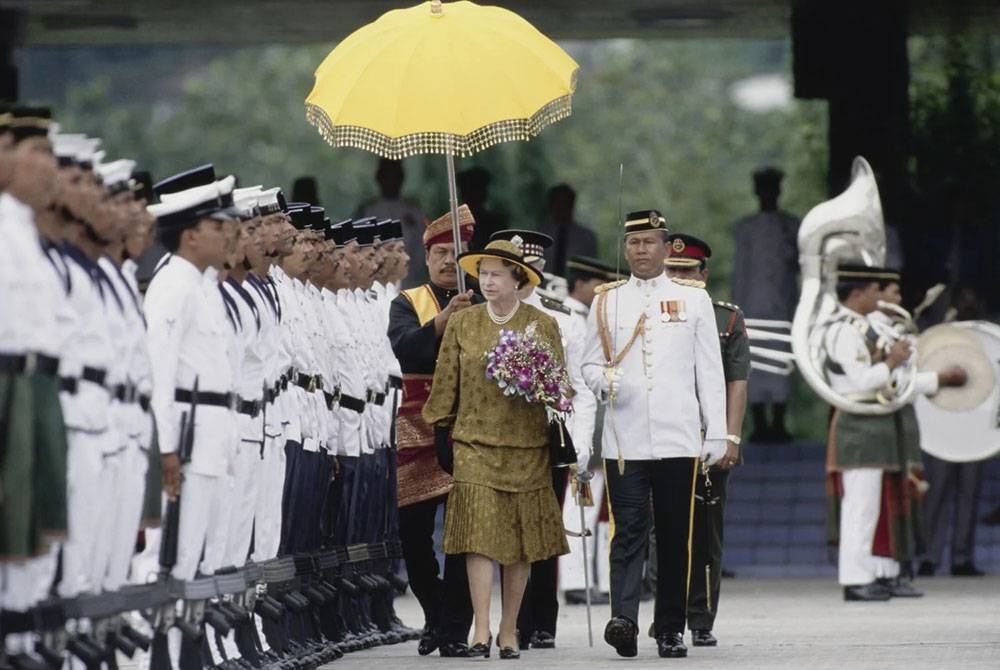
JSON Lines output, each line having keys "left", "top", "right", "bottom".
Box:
{"left": 388, "top": 205, "right": 479, "bottom": 657}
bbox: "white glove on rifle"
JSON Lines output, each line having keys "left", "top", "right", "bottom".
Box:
{"left": 702, "top": 439, "right": 727, "bottom": 466}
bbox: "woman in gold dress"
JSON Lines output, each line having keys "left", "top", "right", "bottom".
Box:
{"left": 422, "top": 239, "right": 570, "bottom": 659}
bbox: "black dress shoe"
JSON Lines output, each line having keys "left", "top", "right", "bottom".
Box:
{"left": 438, "top": 641, "right": 470, "bottom": 658}
{"left": 603, "top": 617, "right": 638, "bottom": 658}
{"left": 467, "top": 635, "right": 492, "bottom": 659}
{"left": 843, "top": 583, "right": 891, "bottom": 601}
{"left": 951, "top": 562, "right": 985, "bottom": 576}
{"left": 497, "top": 636, "right": 520, "bottom": 659}
{"left": 691, "top": 629, "right": 717, "bottom": 646}
{"left": 917, "top": 560, "right": 936, "bottom": 577}
{"left": 656, "top": 632, "right": 687, "bottom": 658}
{"left": 417, "top": 630, "right": 439, "bottom": 656}
{"left": 877, "top": 577, "right": 923, "bottom": 598}
{"left": 529, "top": 631, "right": 555, "bottom": 649}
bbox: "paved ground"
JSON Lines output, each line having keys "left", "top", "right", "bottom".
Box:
{"left": 327, "top": 576, "right": 1000, "bottom": 669}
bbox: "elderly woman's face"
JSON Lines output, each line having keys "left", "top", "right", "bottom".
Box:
{"left": 478, "top": 257, "right": 519, "bottom": 302}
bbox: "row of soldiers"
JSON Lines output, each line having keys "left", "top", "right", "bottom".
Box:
{"left": 0, "top": 103, "right": 420, "bottom": 670}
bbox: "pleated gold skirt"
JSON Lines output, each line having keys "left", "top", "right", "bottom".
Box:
{"left": 443, "top": 441, "right": 569, "bottom": 565}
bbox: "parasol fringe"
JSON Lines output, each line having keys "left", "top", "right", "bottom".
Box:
{"left": 305, "top": 93, "right": 573, "bottom": 160}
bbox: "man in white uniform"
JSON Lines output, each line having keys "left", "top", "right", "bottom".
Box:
{"left": 581, "top": 210, "right": 726, "bottom": 659}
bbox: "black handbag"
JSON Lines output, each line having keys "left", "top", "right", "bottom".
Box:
{"left": 434, "top": 425, "right": 454, "bottom": 475}
{"left": 548, "top": 416, "right": 577, "bottom": 468}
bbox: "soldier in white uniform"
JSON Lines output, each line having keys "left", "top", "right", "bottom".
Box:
{"left": 557, "top": 256, "right": 622, "bottom": 607}
{"left": 0, "top": 109, "right": 77, "bottom": 652}
{"left": 488, "top": 229, "right": 597, "bottom": 650}
{"left": 145, "top": 173, "right": 240, "bottom": 581}
{"left": 581, "top": 210, "right": 726, "bottom": 659}
{"left": 825, "top": 263, "right": 964, "bottom": 601}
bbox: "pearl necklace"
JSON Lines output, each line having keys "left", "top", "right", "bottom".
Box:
{"left": 487, "top": 299, "right": 520, "bottom": 325}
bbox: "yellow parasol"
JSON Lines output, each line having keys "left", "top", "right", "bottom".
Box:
{"left": 305, "top": 0, "right": 579, "bottom": 290}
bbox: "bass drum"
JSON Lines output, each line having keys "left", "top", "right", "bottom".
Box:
{"left": 915, "top": 321, "right": 1000, "bottom": 462}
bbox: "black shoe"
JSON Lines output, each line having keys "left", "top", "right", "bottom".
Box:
{"left": 877, "top": 577, "right": 923, "bottom": 598}
{"left": 603, "top": 617, "right": 638, "bottom": 658}
{"left": 917, "top": 561, "right": 936, "bottom": 577}
{"left": 691, "top": 629, "right": 717, "bottom": 647}
{"left": 843, "top": 583, "right": 891, "bottom": 601}
{"left": 497, "top": 636, "right": 520, "bottom": 660}
{"left": 529, "top": 631, "right": 555, "bottom": 649}
{"left": 721, "top": 568, "right": 736, "bottom": 579}
{"left": 438, "top": 642, "right": 470, "bottom": 658}
{"left": 467, "top": 635, "right": 491, "bottom": 659}
{"left": 564, "top": 588, "right": 610, "bottom": 606}
{"left": 516, "top": 630, "right": 530, "bottom": 651}
{"left": 951, "top": 562, "right": 985, "bottom": 576}
{"left": 417, "top": 630, "right": 438, "bottom": 656}
{"left": 770, "top": 426, "right": 793, "bottom": 443}
{"left": 656, "top": 632, "right": 687, "bottom": 658}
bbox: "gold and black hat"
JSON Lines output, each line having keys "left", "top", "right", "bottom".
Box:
{"left": 624, "top": 209, "right": 667, "bottom": 236}
{"left": 836, "top": 262, "right": 899, "bottom": 282}
{"left": 9, "top": 106, "right": 52, "bottom": 142}
{"left": 457, "top": 238, "right": 544, "bottom": 287}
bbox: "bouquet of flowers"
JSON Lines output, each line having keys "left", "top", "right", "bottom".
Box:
{"left": 483, "top": 321, "right": 573, "bottom": 414}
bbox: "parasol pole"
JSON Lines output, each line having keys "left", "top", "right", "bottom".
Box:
{"left": 445, "top": 151, "right": 466, "bottom": 293}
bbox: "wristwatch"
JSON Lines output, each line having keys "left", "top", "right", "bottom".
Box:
{"left": 726, "top": 434, "right": 742, "bottom": 445}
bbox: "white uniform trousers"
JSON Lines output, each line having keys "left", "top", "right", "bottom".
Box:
{"left": 172, "top": 471, "right": 228, "bottom": 580}
{"left": 251, "top": 433, "right": 285, "bottom": 562}
{"left": 59, "top": 430, "right": 114, "bottom": 597}
{"left": 104, "top": 445, "right": 149, "bottom": 590}
{"left": 224, "top": 441, "right": 262, "bottom": 567}
{"left": 838, "top": 468, "right": 883, "bottom": 586}
{"left": 559, "top": 471, "right": 606, "bottom": 591}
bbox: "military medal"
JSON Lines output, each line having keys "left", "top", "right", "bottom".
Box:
{"left": 660, "top": 300, "right": 687, "bottom": 323}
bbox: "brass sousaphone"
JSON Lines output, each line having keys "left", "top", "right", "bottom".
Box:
{"left": 791, "top": 157, "right": 919, "bottom": 414}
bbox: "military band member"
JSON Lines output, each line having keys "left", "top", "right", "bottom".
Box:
{"left": 581, "top": 211, "right": 726, "bottom": 659}
{"left": 658, "top": 233, "right": 749, "bottom": 647}
{"left": 823, "top": 263, "right": 959, "bottom": 601}
{"left": 388, "top": 205, "right": 478, "bottom": 657}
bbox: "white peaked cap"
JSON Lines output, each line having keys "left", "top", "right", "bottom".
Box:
{"left": 96, "top": 159, "right": 137, "bottom": 189}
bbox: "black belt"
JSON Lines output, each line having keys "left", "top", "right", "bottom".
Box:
{"left": 82, "top": 366, "right": 107, "bottom": 387}
{"left": 388, "top": 375, "right": 403, "bottom": 390}
{"left": 322, "top": 388, "right": 341, "bottom": 410}
{"left": 238, "top": 398, "right": 263, "bottom": 418}
{"left": 339, "top": 393, "right": 366, "bottom": 414}
{"left": 60, "top": 376, "right": 78, "bottom": 394}
{"left": 138, "top": 394, "right": 151, "bottom": 412}
{"left": 174, "top": 388, "right": 237, "bottom": 410}
{"left": 294, "top": 372, "right": 323, "bottom": 393}
{"left": 366, "top": 389, "right": 386, "bottom": 406}
{"left": 0, "top": 352, "right": 60, "bottom": 377}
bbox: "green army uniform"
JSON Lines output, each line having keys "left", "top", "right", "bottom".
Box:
{"left": 685, "top": 301, "right": 750, "bottom": 632}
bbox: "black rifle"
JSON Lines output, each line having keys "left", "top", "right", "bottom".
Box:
{"left": 159, "top": 378, "right": 198, "bottom": 580}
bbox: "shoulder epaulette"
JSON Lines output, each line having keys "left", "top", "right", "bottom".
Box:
{"left": 671, "top": 277, "right": 706, "bottom": 290}
{"left": 713, "top": 300, "right": 743, "bottom": 314}
{"left": 594, "top": 279, "right": 627, "bottom": 295}
{"left": 540, "top": 295, "right": 572, "bottom": 315}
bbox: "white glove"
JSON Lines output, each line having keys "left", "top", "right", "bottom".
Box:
{"left": 576, "top": 447, "right": 592, "bottom": 474}
{"left": 702, "top": 439, "right": 727, "bottom": 466}
{"left": 602, "top": 366, "right": 624, "bottom": 401}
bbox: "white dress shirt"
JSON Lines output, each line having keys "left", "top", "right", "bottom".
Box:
{"left": 145, "top": 255, "right": 237, "bottom": 477}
